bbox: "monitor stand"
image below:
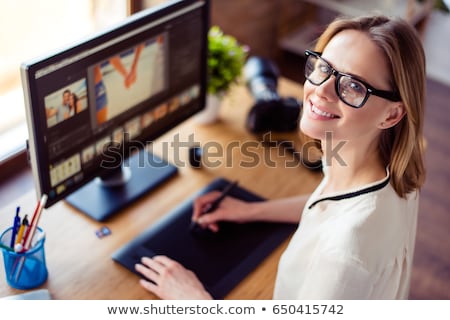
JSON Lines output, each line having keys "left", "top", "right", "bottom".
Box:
{"left": 65, "top": 150, "right": 178, "bottom": 221}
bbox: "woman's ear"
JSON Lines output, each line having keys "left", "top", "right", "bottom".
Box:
{"left": 379, "top": 103, "right": 406, "bottom": 129}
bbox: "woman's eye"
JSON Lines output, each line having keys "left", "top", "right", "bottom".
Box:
{"left": 349, "top": 81, "right": 364, "bottom": 93}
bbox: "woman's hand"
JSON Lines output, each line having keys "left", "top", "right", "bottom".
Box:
{"left": 135, "top": 255, "right": 213, "bottom": 300}
{"left": 194, "top": 192, "right": 309, "bottom": 228}
{"left": 192, "top": 191, "right": 257, "bottom": 232}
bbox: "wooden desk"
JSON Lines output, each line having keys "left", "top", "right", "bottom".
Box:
{"left": 0, "top": 78, "right": 322, "bottom": 299}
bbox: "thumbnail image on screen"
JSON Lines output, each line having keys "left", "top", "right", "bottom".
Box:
{"left": 44, "top": 78, "right": 88, "bottom": 128}
{"left": 91, "top": 34, "right": 167, "bottom": 126}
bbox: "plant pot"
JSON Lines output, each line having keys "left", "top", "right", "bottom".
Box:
{"left": 194, "top": 93, "right": 223, "bottom": 124}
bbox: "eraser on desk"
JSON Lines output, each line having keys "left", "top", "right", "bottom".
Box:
{"left": 95, "top": 226, "right": 111, "bottom": 238}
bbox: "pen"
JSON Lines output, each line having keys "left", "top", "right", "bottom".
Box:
{"left": 0, "top": 243, "right": 14, "bottom": 252}
{"left": 15, "top": 214, "right": 28, "bottom": 246}
{"left": 9, "top": 207, "right": 21, "bottom": 248}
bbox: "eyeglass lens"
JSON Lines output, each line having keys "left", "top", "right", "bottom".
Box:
{"left": 305, "top": 53, "right": 368, "bottom": 108}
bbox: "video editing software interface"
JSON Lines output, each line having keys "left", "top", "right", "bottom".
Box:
{"left": 23, "top": 1, "right": 207, "bottom": 207}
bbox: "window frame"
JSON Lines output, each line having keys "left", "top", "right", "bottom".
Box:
{"left": 0, "top": 0, "right": 140, "bottom": 179}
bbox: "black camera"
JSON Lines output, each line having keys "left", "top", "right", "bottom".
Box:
{"left": 244, "top": 56, "right": 302, "bottom": 134}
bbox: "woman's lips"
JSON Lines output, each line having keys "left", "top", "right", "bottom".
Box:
{"left": 310, "top": 101, "right": 340, "bottom": 119}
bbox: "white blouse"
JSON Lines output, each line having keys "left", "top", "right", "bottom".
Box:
{"left": 273, "top": 169, "right": 419, "bottom": 299}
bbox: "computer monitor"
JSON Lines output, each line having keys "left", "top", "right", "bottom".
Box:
{"left": 21, "top": 0, "right": 209, "bottom": 221}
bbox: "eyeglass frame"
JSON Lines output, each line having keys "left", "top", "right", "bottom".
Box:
{"left": 304, "top": 50, "right": 401, "bottom": 108}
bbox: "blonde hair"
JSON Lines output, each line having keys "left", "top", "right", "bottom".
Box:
{"left": 314, "top": 15, "right": 426, "bottom": 197}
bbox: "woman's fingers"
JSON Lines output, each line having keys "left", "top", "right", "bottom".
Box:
{"left": 192, "top": 191, "right": 221, "bottom": 220}
{"left": 135, "top": 255, "right": 212, "bottom": 299}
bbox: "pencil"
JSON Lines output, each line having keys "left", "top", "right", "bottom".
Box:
{"left": 22, "top": 194, "right": 47, "bottom": 252}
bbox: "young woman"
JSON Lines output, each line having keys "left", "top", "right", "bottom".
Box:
{"left": 135, "top": 15, "right": 426, "bottom": 299}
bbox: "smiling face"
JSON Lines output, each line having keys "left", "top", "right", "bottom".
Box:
{"left": 300, "top": 29, "right": 403, "bottom": 145}
{"left": 63, "top": 91, "right": 71, "bottom": 106}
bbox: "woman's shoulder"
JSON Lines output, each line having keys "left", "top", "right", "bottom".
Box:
{"left": 325, "top": 184, "right": 418, "bottom": 267}
{"left": 337, "top": 183, "right": 418, "bottom": 234}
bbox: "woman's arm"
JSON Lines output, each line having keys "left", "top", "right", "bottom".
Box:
{"left": 192, "top": 193, "right": 310, "bottom": 232}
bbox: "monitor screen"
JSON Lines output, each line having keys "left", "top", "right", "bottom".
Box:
{"left": 21, "top": 0, "right": 209, "bottom": 221}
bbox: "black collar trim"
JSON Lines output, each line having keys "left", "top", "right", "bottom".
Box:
{"left": 307, "top": 176, "right": 390, "bottom": 209}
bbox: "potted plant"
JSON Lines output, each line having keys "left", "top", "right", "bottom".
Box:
{"left": 196, "top": 26, "right": 247, "bottom": 124}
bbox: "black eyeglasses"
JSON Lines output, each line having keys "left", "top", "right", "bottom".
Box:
{"left": 304, "top": 50, "right": 400, "bottom": 108}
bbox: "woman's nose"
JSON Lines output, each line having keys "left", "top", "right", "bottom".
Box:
{"left": 315, "top": 76, "right": 338, "bottom": 102}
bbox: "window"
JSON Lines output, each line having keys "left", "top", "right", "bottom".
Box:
{"left": 0, "top": 0, "right": 128, "bottom": 162}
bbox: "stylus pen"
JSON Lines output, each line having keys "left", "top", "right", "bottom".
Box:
{"left": 201, "top": 180, "right": 239, "bottom": 215}
{"left": 190, "top": 180, "right": 238, "bottom": 232}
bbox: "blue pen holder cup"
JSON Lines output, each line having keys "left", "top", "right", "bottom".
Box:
{"left": 0, "top": 227, "right": 48, "bottom": 290}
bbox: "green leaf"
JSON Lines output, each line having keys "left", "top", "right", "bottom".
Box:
{"left": 207, "top": 26, "right": 248, "bottom": 94}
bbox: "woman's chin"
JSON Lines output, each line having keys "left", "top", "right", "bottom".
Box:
{"left": 300, "top": 117, "right": 326, "bottom": 140}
